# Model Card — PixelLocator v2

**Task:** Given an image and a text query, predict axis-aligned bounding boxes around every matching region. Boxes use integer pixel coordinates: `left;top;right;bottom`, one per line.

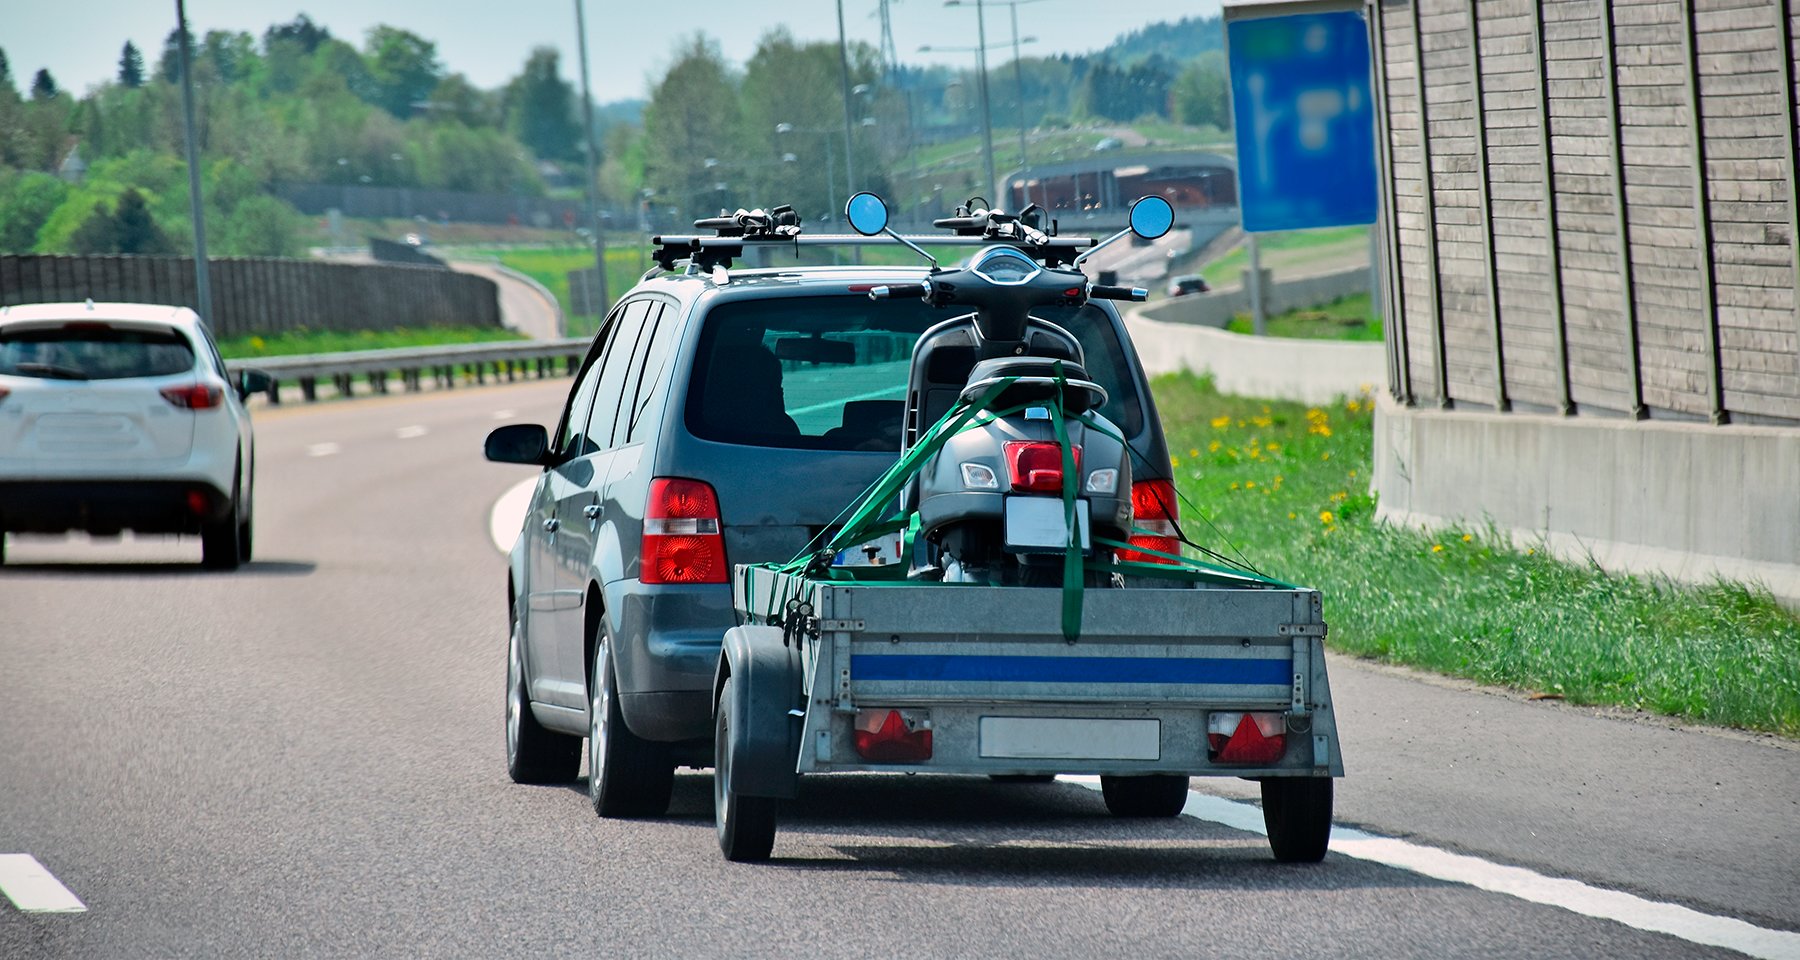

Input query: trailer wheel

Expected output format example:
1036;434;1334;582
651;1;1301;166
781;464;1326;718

1262;776;1333;862
714;677;777;862
1100;774;1189;817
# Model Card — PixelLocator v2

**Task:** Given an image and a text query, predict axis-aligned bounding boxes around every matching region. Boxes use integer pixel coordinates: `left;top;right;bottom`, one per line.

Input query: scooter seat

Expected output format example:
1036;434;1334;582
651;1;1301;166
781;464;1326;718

960;357;1107;413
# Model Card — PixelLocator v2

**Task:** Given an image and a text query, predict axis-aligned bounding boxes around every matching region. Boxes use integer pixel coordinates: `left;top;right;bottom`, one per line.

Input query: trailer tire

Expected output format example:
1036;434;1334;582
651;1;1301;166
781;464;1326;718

1262;776;1332;863
1100;774;1189;817
715;677;777;862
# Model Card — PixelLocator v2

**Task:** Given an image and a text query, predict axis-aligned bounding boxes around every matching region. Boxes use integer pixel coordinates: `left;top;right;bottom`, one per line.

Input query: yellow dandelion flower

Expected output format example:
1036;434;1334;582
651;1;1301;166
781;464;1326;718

1348;470;1356;478
1461;533;1473;543
1210;415;1230;429
1229;481;1240;490
1170;456;1181;467
1188;448;1200;458
1318;510;1334;525
1288;512;1297;519
1527;548;1536;555
1245;481;1257;489
1431;544;1444;553
1208;440;1222;452
1266;442;1281;452
1322;452;1331;460
1274;475;1284;484
1262;405;1272;414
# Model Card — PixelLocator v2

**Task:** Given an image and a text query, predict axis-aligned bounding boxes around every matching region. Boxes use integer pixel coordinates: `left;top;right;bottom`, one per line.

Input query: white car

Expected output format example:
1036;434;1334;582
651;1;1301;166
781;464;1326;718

0;302;271;568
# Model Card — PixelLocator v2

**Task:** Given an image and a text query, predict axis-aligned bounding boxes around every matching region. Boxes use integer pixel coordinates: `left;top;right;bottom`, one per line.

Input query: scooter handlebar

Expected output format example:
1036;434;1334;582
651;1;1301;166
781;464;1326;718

867;282;929;301
1088;284;1148;302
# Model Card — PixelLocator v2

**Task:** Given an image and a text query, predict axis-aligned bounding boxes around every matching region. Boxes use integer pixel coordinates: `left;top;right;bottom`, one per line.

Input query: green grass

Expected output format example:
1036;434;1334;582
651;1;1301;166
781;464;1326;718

459;246;647;338
1225;292;1384;342
216;326;524;359
1153;373;1800;736
1199;225;1369;290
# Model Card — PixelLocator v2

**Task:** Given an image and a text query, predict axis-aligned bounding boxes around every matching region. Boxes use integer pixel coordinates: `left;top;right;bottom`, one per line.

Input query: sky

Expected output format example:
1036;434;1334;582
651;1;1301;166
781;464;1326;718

2;0;1222;103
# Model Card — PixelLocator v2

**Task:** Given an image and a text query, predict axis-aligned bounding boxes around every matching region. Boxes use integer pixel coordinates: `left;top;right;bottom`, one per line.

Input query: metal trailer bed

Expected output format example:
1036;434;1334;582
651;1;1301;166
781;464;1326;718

711;565;1345;860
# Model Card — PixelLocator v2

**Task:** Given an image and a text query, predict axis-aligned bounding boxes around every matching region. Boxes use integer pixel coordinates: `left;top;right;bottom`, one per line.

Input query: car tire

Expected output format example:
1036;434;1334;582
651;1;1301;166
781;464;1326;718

1261;776;1333;863
714;676;777;862
236;511;253;564
202;466;244;570
1099;774;1190;817
506;605;580;784
588;620;674;818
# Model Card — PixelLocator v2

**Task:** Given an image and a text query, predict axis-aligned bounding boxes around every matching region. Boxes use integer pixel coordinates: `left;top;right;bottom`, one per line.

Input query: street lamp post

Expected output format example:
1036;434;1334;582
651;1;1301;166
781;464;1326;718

921;34;1035;207
573;0;606;332
948;0;1049;174
173;0;210;322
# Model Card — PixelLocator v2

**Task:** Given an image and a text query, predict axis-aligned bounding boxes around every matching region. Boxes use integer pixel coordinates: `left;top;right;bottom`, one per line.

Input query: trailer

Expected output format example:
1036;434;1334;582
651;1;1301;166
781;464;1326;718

710;564;1344;862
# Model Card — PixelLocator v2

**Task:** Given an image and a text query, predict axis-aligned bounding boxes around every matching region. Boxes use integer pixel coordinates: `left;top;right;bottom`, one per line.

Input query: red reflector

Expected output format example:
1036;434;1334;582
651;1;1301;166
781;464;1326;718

185;490;210;515
1119;479;1182;564
1004;441;1080;494
640;478;727;584
1208;712;1287;764
1063;287;1083;297
160;383;224;409
853;709;933;762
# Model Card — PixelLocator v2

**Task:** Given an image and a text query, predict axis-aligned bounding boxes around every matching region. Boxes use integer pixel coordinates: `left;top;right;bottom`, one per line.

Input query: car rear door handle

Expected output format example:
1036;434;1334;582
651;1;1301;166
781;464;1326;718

542;518;559;532
583;505;602;520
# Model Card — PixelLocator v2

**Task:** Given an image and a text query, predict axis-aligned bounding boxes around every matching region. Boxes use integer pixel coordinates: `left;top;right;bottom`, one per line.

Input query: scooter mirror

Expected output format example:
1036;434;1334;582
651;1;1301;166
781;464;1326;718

845;192;890;236
1128;195;1175;240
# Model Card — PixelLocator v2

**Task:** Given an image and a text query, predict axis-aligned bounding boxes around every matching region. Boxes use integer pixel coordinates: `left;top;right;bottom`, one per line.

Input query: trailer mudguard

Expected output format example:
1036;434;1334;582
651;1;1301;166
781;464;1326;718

713;625;804;800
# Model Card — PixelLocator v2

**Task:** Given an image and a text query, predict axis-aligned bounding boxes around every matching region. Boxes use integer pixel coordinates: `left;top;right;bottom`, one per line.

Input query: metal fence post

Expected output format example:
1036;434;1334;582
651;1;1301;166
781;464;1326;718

1407;0;1450;407
1676;0;1726;424
1597;0;1647;419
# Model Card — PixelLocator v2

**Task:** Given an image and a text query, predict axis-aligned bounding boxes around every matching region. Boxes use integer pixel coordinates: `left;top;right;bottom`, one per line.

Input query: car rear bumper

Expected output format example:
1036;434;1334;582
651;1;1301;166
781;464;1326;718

607;579;736;742
0;479;233;534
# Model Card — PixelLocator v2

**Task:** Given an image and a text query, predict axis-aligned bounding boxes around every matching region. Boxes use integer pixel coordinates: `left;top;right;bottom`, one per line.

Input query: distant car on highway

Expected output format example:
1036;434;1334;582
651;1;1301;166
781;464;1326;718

0;302;272;568
1166;274;1211;297
1092;136;1123;152
484;257;1175;817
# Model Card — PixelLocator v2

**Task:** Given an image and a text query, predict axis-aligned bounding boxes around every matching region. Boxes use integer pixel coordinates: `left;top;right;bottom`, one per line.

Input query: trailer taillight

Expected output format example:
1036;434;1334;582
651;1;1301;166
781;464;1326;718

1207;711;1287;764
640;477;728;584
1005;441;1080;494
853;708;932;762
1121;478;1180;563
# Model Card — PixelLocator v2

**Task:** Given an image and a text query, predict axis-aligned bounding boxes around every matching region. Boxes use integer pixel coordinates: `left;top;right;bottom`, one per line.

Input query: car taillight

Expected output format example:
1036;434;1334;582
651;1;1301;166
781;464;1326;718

160;382;224;410
1004;441;1080;494
640;477;727;584
0;386;9;403
1207;711;1287;764
853;708;932;762
1120;478;1180;563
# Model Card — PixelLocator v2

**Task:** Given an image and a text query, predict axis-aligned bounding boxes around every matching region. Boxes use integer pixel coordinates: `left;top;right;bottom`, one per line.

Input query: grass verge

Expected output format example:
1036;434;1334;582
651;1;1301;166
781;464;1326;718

1199;225;1368;289
1224;292;1383;342
1153;372;1800;736
217;326;524;360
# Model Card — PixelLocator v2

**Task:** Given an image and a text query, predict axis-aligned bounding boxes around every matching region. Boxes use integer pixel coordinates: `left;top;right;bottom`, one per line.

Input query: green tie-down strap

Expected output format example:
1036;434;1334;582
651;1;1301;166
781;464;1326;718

742;368;1289;635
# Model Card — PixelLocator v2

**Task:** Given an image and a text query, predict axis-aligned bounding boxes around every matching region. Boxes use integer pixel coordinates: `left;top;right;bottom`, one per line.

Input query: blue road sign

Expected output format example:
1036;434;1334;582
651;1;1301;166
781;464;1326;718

1226;9;1378;232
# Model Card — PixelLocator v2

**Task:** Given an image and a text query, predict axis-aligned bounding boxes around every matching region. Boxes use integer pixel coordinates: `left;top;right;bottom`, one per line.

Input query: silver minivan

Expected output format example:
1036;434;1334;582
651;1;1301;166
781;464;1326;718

485;265;1174;816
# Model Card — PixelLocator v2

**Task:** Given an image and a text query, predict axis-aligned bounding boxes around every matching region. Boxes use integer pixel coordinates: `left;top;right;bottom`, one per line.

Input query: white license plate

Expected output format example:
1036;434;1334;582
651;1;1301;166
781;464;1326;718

1003;496;1090;552
979;717;1161;760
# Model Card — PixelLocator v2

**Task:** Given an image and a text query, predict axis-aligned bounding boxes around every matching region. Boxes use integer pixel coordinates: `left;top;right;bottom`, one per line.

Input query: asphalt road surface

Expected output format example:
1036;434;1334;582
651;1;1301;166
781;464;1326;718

2;380;1795;959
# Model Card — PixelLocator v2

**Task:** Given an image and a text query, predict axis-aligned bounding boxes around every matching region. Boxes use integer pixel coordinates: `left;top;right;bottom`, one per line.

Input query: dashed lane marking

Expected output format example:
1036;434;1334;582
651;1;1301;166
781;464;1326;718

307;442;341;457
1063;778;1800;960
0;854;86;913
491;409;516;420
396;425;429;439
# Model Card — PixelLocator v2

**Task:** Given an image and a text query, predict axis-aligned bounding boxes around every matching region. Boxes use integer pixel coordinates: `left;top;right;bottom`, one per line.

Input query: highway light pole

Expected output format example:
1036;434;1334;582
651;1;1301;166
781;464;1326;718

948;0;1048;173
173;0;211;322
937;0;997;202
574;0;606;332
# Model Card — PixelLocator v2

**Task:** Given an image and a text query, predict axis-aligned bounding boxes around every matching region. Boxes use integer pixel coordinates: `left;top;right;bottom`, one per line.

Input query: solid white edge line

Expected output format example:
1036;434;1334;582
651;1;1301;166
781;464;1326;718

1060;778;1800;960
0;854;87;913
490;476;537;554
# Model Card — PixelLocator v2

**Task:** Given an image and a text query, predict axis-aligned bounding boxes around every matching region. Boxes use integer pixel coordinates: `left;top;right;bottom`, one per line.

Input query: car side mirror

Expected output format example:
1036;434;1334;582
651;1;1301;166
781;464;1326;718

238;369;273;400
485;424;550;465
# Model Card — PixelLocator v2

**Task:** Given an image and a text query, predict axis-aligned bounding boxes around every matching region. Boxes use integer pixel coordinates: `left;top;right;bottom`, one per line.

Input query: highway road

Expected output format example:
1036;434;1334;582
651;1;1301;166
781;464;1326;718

2;380;1795;959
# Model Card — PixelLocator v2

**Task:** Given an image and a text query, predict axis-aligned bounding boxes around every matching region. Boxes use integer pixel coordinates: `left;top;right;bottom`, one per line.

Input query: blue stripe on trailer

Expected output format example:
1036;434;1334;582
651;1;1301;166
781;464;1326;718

850;654;1291;685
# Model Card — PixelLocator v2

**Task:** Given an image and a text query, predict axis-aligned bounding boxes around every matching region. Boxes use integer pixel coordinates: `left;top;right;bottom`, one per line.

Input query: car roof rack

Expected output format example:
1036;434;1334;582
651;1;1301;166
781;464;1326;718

650;199;1098;272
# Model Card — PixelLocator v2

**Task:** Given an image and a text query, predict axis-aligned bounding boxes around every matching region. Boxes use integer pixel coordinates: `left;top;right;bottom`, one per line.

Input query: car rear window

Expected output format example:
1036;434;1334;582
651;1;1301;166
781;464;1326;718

0;324;195;381
686;295;1144;451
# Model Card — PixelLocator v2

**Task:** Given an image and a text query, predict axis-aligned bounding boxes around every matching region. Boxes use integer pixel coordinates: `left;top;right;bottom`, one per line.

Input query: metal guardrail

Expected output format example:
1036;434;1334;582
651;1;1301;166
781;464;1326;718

224;338;589;403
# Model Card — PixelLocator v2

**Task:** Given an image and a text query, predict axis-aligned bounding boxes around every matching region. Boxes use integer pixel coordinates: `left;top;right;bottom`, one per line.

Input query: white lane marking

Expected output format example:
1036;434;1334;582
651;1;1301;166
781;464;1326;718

490;476;537;553
307;442;341;457
0;854;86;913
491;409;516;420
396;425;429;439
1063;778;1800;960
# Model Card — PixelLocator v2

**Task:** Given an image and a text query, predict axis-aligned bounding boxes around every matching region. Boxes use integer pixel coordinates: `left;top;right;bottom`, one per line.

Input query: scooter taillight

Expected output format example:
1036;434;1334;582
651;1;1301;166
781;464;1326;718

1120;478;1182;564
1004;442;1080;494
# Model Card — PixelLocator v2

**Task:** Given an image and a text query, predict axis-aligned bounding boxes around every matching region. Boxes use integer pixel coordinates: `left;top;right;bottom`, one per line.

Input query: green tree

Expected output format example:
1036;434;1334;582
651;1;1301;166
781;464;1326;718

0;48;12;95
202;31;257;85
363;26;442;118
428;73;497;128
642;35;741;222
157;26;188;84
30;69;58;100
217;194;302;257
1172;52;1229;130
118;41;146;88
0;171;70;251
113;188;173;253
505;47;580;162
263;14;330;54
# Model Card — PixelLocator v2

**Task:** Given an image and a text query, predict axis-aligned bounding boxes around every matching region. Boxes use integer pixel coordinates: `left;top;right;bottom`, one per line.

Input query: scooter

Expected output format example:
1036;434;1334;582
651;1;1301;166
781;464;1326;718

845;192;1175;586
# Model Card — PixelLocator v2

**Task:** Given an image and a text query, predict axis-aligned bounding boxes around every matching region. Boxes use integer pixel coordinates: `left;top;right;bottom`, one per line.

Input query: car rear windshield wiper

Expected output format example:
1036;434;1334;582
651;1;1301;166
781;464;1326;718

10;362;92;380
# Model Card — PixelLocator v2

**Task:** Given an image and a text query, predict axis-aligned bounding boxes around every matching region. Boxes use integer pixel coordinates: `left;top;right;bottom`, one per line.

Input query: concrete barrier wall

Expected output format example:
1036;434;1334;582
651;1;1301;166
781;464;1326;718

1126;310;1387;405
0;254;500;338
1373;394;1800;606
1138;264;1369;328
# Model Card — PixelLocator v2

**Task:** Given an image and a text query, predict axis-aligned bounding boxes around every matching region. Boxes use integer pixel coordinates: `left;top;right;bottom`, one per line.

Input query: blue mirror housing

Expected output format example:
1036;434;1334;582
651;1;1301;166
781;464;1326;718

1128;195;1174;240
845;192;890;236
